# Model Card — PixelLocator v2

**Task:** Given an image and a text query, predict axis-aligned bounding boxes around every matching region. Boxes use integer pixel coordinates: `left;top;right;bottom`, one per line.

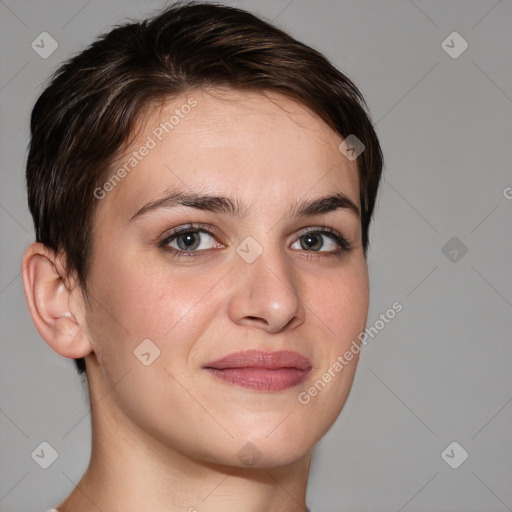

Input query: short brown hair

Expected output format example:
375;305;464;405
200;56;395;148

26;1;383;375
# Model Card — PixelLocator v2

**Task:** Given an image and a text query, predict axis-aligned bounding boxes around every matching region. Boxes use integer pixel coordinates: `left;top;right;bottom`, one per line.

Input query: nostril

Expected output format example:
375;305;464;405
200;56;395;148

244;316;269;325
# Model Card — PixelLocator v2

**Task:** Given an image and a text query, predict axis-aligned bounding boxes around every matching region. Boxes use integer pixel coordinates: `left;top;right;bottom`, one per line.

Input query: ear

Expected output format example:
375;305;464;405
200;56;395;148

21;242;93;360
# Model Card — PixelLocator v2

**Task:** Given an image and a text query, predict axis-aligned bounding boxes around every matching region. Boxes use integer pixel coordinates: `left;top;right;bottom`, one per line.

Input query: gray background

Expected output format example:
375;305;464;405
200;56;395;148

1;0;511;511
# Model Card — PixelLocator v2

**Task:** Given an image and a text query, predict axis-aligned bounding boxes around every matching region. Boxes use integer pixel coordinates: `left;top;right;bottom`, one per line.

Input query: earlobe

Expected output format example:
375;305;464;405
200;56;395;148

21;242;93;360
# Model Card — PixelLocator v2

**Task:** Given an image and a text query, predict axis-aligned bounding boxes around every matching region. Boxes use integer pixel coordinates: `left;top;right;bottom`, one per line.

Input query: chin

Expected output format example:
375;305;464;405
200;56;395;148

225;421;318;468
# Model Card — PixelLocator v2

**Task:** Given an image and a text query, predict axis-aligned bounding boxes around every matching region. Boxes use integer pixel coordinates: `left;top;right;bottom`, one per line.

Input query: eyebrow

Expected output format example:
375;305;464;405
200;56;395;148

129;190;360;221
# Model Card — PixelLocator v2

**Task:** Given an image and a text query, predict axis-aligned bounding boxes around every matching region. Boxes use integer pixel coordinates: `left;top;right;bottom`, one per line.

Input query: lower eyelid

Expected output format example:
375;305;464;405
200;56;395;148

168;230;220;249
292;234;344;251
160;227;349;254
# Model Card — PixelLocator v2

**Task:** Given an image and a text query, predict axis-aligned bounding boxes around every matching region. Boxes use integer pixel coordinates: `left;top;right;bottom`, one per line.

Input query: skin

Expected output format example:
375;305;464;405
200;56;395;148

22;88;369;512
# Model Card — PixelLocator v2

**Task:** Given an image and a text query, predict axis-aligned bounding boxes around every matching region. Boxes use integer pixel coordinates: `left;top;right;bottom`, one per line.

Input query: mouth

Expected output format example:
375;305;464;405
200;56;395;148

203;350;312;392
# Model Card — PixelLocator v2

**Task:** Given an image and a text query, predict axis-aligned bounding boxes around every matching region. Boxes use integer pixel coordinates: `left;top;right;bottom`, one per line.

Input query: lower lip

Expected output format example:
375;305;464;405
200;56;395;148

205;367;310;391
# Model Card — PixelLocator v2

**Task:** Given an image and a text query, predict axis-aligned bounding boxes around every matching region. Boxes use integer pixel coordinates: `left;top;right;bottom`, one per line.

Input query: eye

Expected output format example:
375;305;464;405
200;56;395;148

158;224;350;258
291;229;350;253
160;226;223;254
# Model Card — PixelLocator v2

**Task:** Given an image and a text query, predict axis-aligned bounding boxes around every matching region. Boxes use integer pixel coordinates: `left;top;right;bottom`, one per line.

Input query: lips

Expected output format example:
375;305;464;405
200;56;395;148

204;349;312;370
203;350;312;391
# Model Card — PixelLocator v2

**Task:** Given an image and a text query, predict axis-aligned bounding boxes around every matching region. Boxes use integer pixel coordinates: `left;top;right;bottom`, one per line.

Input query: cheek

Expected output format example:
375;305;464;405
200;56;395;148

85;252;223;368
308;259;369;345
295;274;368;435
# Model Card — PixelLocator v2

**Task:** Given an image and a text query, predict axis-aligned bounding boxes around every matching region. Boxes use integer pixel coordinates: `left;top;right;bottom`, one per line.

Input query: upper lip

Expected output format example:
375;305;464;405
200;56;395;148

203;350;312;371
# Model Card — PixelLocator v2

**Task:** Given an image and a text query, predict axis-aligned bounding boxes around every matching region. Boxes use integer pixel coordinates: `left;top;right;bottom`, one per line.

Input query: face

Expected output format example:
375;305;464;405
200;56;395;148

83;88;369;467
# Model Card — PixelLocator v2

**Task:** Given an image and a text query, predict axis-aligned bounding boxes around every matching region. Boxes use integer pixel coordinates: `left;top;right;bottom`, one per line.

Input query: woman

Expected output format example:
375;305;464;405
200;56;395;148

22;2;383;510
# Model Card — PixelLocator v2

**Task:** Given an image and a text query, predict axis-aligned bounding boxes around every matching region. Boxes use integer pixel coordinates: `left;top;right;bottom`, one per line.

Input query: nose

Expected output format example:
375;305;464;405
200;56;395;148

226;244;306;334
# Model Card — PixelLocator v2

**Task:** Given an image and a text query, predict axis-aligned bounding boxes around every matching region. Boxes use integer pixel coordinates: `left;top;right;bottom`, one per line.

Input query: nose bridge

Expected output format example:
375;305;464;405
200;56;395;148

228;235;305;332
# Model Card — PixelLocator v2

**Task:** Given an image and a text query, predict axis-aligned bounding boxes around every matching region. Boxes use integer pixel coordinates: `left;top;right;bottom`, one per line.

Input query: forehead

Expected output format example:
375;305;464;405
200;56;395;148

97;88;360;220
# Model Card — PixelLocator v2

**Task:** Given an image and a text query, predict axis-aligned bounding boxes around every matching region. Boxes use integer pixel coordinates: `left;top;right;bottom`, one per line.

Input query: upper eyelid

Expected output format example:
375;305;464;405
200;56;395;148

160;224;347;248
160;223;228;245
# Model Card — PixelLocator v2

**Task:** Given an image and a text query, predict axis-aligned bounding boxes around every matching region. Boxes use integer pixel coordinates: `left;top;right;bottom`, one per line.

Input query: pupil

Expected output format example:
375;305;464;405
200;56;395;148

178;231;200;250
302;234;322;251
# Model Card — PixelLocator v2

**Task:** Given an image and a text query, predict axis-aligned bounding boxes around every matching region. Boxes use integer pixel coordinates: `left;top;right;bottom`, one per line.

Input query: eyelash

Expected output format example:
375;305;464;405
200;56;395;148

158;222;352;259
